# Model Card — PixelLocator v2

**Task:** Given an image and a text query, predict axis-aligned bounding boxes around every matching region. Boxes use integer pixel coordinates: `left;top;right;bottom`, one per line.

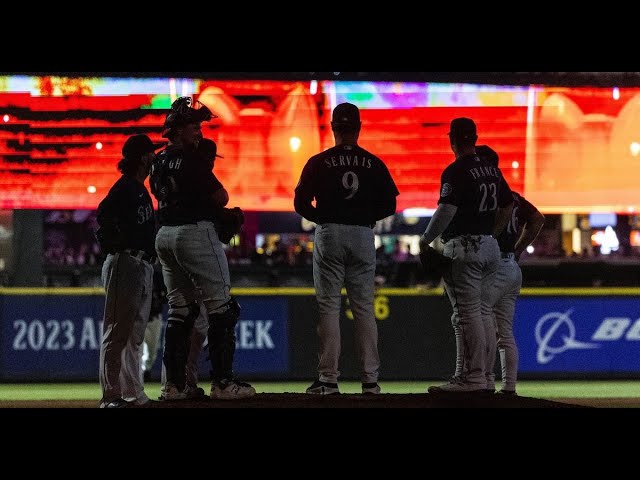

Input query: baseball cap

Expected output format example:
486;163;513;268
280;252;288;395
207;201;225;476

122;134;163;160
332;102;361;125
448;117;477;138
162;97;216;138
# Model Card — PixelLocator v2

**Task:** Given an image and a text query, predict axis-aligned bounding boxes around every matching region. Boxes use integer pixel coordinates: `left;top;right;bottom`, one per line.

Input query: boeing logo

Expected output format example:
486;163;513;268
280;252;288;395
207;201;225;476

535;310;599;364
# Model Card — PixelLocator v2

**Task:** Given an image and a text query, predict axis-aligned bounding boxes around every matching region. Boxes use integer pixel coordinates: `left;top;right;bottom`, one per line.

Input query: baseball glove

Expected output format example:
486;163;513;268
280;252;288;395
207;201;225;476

419;245;452;280
216;207;245;244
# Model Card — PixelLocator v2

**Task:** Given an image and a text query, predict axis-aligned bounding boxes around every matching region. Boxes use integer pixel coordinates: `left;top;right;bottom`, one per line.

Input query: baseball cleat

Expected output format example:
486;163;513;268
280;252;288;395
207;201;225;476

159;384;188;401
184;384;208;400
99;398;131;408
306;380;340;395
362;383;381;394
428;377;487;394
210;379;256;400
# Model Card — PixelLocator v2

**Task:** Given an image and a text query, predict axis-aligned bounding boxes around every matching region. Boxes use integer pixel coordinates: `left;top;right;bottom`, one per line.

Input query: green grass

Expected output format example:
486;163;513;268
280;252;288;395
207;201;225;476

1;381;640;401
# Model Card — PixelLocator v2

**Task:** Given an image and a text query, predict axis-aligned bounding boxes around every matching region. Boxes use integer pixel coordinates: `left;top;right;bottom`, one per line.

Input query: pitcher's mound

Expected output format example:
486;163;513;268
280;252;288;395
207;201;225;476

0;393;590;408
144;392;588;408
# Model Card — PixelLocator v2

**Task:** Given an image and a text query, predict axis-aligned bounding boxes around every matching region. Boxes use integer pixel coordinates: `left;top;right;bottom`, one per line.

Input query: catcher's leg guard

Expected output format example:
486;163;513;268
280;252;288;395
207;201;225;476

163;303;199;390
207;298;240;382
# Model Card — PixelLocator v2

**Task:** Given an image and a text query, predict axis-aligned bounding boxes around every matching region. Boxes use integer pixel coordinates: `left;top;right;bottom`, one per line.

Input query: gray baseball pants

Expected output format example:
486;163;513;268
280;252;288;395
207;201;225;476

313;223;379;385
486;254;522;392
443;235;499;387
99;252;153;405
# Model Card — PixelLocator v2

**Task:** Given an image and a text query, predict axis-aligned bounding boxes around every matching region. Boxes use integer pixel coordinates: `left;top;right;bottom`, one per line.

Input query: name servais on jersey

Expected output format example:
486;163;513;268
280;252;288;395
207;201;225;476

323;154;372;169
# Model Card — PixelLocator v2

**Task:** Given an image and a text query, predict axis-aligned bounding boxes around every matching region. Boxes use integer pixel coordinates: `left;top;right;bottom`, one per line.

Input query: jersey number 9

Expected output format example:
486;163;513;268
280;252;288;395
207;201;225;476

342;171;359;200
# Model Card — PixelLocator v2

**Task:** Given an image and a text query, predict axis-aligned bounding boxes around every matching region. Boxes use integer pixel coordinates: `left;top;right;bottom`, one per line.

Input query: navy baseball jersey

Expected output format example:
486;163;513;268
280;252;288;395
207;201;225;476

439;153;512;242
294;144;399;226
96;175;156;257
150;144;224;226
497;191;539;253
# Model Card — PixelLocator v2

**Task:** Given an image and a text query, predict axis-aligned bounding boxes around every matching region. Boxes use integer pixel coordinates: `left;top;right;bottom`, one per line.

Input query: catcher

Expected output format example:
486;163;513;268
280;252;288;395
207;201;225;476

150;96;254;401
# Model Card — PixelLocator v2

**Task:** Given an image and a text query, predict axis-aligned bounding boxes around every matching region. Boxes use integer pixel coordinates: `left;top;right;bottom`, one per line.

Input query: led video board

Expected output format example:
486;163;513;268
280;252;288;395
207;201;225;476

0;76;634;213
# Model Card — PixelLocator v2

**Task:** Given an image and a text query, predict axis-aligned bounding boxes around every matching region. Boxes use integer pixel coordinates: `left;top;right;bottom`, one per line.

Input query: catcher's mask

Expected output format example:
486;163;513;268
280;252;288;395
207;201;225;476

162;96;217;138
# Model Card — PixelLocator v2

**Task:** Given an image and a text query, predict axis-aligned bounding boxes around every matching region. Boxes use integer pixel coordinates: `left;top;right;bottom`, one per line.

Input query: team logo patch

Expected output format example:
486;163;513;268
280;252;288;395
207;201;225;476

441;183;452;197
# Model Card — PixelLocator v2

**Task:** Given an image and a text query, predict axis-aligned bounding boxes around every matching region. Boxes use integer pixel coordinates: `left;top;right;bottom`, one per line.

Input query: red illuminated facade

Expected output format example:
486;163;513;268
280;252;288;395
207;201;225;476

0;77;636;213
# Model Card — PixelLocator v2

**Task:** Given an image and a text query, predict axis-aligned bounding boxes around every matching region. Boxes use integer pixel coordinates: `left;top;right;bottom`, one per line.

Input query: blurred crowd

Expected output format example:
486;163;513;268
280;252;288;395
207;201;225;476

37;210;640;289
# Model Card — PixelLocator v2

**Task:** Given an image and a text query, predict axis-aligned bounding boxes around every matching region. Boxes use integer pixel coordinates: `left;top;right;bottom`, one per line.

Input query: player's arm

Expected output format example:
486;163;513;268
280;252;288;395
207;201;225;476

514;197;545;260
206;184;229;213
95;188;126;252
374;196;396;222
293;160;319;223
193;158;229;212
492;175;514;238
212;187;229;208
493;205;513;239
96;187;122;229
420;168;459;247
420;203;457;248
373;165;400;221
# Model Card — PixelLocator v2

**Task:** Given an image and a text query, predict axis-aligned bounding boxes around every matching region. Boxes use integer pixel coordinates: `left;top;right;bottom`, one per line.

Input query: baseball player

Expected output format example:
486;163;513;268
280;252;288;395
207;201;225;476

294;102;399;395
419;118;513;394
150;97;255;400
493;191;544;395
145;139;219;399
96;134;160;408
485;150;545;394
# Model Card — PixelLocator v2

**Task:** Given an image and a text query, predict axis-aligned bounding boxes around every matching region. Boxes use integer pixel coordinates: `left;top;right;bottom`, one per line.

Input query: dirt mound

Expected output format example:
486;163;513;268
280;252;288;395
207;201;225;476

153;393;587;408
0;393;589;408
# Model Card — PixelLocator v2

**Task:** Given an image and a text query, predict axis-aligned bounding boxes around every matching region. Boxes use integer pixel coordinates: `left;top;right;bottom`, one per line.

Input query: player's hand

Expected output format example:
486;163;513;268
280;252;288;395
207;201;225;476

419;236;430;253
419;244;452;280
514;248;523;262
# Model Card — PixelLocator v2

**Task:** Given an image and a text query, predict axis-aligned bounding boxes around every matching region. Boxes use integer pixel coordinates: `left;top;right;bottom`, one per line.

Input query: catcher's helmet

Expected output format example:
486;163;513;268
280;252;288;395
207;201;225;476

162;96;217;138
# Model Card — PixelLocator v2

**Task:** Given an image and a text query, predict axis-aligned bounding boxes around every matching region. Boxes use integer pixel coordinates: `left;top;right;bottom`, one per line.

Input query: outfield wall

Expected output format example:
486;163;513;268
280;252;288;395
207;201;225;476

1;288;640;381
